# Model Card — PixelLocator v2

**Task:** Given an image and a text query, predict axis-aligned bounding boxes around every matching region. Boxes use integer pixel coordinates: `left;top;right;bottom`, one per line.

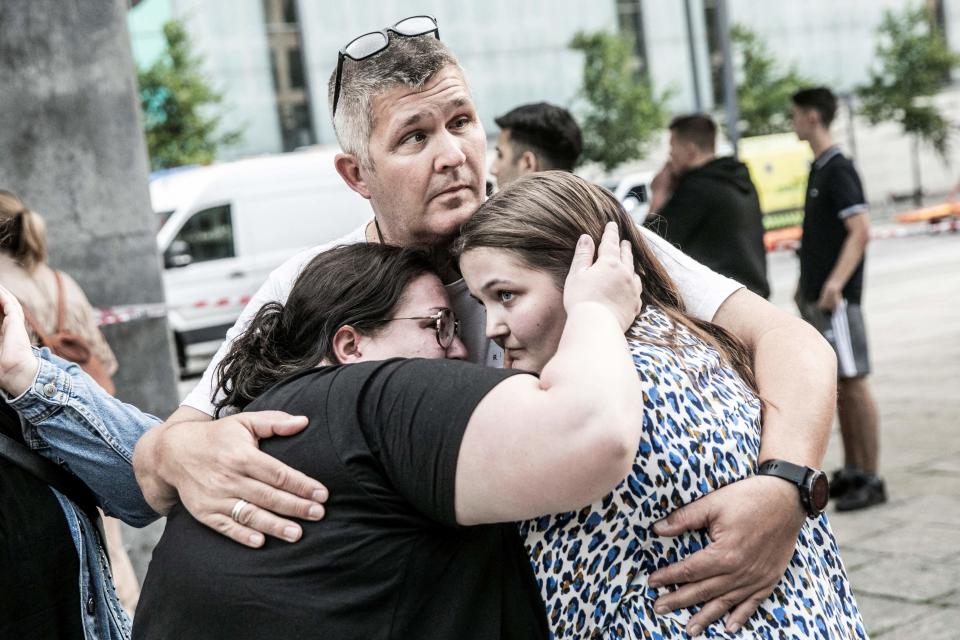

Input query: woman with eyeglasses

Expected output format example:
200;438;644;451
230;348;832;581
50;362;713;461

129;235;645;639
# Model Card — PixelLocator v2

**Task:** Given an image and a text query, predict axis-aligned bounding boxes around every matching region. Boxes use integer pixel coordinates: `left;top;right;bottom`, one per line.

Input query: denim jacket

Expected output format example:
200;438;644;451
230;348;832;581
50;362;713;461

5;348;161;639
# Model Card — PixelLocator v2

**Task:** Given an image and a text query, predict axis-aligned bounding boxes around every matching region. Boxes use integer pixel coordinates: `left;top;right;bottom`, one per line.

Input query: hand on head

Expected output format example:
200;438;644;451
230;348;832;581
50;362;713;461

563;222;643;332
0;284;39;396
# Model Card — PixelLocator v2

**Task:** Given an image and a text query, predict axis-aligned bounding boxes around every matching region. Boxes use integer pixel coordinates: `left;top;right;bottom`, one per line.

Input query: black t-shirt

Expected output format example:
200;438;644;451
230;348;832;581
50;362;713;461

799;148;868;303
134;358;549;640
0;402;84;640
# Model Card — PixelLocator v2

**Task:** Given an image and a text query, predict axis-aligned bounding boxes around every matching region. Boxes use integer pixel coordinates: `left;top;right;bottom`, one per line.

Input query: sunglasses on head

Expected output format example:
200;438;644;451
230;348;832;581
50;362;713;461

331;15;440;118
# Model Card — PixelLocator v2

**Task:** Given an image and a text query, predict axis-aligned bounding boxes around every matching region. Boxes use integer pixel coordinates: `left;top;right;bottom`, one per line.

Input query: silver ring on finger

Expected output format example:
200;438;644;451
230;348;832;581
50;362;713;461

231;498;250;523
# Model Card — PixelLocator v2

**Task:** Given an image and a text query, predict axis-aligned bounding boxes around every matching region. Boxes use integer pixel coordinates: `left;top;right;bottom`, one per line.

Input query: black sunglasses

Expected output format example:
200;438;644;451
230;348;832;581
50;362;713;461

331;15;440;118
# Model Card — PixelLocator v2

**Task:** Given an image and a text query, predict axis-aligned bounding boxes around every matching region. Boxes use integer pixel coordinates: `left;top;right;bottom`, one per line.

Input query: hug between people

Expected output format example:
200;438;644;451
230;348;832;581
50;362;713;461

0;15;864;640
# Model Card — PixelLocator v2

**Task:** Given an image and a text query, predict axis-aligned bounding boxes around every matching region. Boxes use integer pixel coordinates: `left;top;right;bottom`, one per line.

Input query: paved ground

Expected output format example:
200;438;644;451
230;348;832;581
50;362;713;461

127;227;960;637
766;230;960;638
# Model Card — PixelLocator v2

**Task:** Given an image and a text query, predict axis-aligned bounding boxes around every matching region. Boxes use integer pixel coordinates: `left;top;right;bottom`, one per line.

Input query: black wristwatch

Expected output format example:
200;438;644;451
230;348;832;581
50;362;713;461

757;459;829;518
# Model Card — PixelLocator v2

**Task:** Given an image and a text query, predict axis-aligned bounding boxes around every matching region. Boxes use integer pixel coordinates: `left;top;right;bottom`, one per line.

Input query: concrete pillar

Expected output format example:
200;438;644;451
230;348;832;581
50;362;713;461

0;0;178;417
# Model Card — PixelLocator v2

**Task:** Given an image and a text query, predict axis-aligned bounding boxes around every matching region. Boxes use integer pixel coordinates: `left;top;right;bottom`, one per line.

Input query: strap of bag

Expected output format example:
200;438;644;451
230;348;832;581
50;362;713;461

16;270;66;344
53;270;67;335
0;401;108;552
19;301;50;346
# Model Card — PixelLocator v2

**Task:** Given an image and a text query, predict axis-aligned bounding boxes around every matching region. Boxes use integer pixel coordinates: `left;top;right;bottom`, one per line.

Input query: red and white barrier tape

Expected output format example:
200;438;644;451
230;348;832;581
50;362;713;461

95;303;169;327
95;294;253;327
95;222;957;327
189;294;252;309
767;219;958;254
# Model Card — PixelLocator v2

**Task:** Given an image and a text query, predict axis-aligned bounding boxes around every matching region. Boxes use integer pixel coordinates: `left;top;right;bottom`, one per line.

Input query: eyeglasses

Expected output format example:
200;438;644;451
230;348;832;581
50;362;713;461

331;15;440;118
387;307;460;349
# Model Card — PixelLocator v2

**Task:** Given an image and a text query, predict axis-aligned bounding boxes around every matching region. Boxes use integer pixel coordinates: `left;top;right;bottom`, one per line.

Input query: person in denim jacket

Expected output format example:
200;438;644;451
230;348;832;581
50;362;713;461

0;284;302;639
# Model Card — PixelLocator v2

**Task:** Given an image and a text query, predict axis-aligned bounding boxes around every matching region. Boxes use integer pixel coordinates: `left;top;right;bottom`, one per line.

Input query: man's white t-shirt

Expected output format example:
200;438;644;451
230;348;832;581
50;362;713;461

182;221;743;415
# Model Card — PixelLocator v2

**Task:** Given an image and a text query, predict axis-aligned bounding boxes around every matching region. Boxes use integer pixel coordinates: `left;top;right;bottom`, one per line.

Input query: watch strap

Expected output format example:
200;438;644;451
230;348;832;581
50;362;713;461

758;459;809;486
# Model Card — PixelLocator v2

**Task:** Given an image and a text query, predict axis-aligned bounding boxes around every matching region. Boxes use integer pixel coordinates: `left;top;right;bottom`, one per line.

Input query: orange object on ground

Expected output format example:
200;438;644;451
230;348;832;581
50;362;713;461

894;202;960;224
764;225;802;252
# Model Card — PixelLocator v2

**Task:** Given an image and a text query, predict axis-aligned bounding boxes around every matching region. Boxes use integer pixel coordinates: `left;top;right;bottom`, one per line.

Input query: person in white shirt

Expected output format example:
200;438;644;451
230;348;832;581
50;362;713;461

134;18;838;635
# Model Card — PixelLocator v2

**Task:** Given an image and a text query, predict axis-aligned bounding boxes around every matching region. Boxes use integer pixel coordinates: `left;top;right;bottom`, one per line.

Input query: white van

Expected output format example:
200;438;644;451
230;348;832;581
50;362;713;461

151;148;371;367
602;171;655;225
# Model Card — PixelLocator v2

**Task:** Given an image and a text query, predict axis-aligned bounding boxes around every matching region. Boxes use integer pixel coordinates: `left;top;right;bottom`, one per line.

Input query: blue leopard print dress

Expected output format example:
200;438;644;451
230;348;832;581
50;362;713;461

520;305;866;639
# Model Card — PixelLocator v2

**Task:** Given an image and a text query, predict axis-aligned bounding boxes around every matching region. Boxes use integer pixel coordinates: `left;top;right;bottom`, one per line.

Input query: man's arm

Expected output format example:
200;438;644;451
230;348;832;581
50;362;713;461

135;404;218;512
638;225;742;321
818;161;870;310
817;212;869;310
646;287;837;635
133;244;345;545
133;412;326;547
715;288;836;466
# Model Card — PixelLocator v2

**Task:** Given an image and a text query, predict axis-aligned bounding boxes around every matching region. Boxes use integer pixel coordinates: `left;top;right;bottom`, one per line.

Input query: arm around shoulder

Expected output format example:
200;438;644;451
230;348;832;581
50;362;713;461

712;288;836;466
640;225;743;322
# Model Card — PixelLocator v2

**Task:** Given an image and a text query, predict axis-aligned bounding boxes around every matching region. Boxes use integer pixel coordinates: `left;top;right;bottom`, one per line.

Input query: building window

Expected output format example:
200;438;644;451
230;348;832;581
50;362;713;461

287;47;305;89
263;0;316;150
269;50;280;92
282;0;298;24
703;0;725;109
616;0;649;76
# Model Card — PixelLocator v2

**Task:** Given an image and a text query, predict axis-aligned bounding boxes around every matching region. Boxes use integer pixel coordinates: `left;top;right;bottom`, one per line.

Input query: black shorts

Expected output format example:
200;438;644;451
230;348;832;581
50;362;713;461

798;298;871;379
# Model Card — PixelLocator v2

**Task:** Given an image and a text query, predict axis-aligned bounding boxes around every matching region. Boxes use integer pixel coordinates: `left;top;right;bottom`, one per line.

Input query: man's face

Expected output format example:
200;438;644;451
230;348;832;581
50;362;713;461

667;131;696;174
791;106;815;141
490;129;523;189
361;66;486;246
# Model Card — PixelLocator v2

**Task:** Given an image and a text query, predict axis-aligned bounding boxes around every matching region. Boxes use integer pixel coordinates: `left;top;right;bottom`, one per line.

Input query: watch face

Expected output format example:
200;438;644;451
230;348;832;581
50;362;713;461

810;472;829;512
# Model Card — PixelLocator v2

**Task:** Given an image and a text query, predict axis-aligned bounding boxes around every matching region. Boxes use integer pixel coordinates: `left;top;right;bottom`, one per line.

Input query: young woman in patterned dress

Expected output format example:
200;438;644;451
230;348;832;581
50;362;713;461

456;171;866;640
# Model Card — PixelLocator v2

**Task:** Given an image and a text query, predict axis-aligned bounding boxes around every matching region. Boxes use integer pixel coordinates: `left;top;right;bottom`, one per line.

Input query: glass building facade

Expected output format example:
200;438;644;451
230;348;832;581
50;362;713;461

128;0;960;161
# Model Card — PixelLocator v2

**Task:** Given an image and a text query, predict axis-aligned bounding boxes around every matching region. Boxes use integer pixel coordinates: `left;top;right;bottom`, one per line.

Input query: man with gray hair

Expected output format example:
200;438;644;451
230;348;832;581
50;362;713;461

118;16;837;637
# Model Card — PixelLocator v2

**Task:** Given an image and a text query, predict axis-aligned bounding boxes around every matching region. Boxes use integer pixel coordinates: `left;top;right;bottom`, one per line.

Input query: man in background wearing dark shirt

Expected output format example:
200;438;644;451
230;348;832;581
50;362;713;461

490;102;582;189
791;87;886;511
646;114;770;298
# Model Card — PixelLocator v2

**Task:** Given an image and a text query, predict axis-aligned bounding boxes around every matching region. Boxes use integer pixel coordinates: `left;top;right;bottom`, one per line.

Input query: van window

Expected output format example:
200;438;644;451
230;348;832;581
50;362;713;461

627;184;648;203
175;204;235;263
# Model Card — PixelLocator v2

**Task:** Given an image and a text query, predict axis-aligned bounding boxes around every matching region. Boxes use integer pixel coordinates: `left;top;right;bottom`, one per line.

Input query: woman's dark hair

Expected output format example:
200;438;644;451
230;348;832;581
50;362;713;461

213;243;434;416
453;171;758;395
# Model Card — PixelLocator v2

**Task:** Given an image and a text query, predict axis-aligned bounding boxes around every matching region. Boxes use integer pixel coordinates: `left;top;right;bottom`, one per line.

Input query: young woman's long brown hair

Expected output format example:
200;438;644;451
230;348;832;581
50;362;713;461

454;171;758;393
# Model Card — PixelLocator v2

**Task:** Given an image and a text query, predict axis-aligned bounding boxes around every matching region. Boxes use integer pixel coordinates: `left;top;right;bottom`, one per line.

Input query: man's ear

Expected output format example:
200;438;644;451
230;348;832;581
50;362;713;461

519;150;539;175
334;153;372;199
331;325;365;363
